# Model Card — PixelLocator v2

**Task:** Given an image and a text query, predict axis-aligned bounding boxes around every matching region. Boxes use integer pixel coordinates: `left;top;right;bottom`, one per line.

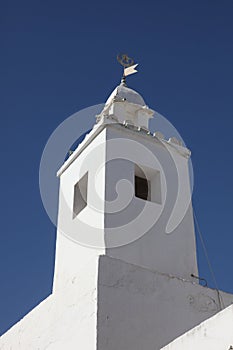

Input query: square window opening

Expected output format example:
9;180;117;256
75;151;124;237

73;172;88;218
135;175;151;201
134;164;162;204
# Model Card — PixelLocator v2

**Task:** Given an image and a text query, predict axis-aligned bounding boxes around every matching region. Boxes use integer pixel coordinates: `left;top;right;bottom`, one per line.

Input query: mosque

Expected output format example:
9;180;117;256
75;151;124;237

1;56;232;349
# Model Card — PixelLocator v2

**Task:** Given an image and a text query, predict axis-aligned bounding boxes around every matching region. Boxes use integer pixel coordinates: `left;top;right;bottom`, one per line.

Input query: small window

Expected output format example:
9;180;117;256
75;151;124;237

134;164;162;204
73;172;88;218
135;175;150;201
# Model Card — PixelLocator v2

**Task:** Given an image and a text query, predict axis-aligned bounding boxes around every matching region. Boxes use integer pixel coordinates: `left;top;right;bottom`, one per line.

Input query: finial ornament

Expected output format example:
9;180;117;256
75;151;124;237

117;54;138;85
117;54;134;68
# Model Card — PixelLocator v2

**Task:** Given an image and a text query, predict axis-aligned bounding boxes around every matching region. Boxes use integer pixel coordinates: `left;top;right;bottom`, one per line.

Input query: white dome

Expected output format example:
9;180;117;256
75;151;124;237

105;84;146;107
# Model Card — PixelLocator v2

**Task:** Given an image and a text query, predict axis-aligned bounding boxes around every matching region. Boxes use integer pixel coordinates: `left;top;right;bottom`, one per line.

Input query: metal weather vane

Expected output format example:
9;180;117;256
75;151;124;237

117;54;138;84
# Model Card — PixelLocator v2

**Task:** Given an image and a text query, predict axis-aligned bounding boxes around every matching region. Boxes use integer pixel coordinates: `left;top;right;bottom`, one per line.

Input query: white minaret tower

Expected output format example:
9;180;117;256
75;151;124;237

54;65;198;293
1;56;233;350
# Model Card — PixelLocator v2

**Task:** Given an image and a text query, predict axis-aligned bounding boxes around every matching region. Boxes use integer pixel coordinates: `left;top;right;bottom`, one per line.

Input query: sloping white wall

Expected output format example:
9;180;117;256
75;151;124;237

1;255;233;350
97;256;233;350
161;304;233;350
0;255;100;350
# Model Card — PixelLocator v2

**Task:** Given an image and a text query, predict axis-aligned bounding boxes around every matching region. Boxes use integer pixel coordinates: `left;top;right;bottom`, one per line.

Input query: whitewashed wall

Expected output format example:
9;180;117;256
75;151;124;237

161;304;233;350
0;256;99;350
54;128;106;292
97;256;233;350
105;125;198;281
1;254;233;350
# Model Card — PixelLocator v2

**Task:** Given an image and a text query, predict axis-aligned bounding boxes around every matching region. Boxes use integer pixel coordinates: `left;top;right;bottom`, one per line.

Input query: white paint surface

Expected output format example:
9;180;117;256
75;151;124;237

1;255;233;349
97;256;233;350
102;83;154;129
105;125;198;280
53;127;106;292
0;256;99;350
161;304;233;350
105;84;146;107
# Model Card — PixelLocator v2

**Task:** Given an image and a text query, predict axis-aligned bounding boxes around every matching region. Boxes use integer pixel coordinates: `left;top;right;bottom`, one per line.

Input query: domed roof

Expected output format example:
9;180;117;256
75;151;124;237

105;83;146;107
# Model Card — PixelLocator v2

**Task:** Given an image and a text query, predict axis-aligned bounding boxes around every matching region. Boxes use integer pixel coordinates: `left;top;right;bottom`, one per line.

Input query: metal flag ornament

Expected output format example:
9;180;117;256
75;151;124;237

117;54;138;84
124;63;138;76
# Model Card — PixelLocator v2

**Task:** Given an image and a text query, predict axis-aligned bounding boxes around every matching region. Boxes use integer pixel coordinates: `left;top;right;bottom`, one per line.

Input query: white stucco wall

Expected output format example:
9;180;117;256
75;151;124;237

105;125;198;281
97;255;233;350
161;304;233;350
0;255;100;350
54;128;106;292
1;255;232;350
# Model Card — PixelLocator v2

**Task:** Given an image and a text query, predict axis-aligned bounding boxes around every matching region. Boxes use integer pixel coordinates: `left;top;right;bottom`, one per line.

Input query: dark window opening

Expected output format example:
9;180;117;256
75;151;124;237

73;172;88;218
135;175;149;201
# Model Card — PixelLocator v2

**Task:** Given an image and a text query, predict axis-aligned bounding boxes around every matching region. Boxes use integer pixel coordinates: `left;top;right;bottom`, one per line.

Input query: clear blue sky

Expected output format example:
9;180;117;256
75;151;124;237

1;0;232;335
